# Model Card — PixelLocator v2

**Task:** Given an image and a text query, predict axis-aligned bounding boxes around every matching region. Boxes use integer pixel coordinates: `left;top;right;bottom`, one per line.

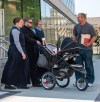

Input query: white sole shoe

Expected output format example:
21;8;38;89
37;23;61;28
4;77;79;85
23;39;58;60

88;83;93;87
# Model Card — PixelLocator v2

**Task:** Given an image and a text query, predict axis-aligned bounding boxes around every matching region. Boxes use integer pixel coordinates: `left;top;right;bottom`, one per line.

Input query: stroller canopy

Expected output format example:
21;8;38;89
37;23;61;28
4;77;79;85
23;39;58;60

58;37;80;53
44;37;80;55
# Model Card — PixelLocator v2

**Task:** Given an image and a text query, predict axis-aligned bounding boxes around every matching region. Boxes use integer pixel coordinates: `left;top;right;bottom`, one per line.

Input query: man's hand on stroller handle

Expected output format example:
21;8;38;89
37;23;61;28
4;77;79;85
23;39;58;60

37;40;41;45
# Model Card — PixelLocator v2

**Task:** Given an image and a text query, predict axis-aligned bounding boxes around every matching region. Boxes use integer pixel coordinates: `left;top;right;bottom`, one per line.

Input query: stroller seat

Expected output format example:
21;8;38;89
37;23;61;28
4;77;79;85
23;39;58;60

45;44;57;55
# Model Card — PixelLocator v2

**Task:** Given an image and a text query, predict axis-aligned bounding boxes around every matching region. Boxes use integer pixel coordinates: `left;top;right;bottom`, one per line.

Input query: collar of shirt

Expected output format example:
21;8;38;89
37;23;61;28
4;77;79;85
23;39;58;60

14;25;20;30
36;27;42;31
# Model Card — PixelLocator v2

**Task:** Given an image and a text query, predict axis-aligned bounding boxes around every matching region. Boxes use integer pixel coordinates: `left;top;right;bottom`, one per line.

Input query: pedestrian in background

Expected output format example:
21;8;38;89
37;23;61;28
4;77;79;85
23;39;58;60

1;17;30;89
33;20;46;45
33;20;47;80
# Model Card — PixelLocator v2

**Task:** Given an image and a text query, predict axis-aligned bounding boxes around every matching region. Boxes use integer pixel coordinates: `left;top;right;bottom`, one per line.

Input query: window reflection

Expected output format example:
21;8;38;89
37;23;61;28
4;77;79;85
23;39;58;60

41;0;74;44
0;0;2;8
59;0;75;14
3;0;40;35
1;0;75;44
4;0;21;35
23;0;40;26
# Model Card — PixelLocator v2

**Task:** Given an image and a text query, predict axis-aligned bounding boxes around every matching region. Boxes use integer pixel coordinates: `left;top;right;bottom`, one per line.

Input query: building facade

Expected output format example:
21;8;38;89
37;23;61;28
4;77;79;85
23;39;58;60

59;0;75;14
0;0;77;44
87;17;100;36
87;17;100;54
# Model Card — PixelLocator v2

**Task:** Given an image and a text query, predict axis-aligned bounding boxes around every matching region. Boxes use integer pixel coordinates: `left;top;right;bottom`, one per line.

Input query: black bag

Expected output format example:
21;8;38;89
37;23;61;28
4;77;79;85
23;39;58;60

37;53;48;67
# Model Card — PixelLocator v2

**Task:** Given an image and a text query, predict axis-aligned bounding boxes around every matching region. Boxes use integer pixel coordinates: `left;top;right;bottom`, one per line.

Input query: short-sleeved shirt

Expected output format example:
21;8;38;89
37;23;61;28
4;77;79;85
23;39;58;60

73;22;96;50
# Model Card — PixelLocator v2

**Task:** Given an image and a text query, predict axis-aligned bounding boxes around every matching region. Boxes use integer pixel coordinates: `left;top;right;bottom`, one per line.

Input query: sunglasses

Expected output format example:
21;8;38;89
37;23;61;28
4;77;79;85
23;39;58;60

28;22;33;24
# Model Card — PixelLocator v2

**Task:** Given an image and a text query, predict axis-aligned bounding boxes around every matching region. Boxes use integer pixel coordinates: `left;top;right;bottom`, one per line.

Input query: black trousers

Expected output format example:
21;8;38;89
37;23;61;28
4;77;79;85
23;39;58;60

29;45;48;85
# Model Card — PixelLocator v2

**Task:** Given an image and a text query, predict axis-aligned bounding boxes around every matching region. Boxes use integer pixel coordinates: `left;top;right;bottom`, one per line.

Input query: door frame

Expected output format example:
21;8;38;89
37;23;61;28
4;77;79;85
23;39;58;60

0;9;4;36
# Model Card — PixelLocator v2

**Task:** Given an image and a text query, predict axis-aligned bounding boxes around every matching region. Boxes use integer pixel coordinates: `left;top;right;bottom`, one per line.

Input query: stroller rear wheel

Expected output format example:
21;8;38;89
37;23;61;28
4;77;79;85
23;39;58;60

56;71;70;88
41;72;56;90
76;77;88;91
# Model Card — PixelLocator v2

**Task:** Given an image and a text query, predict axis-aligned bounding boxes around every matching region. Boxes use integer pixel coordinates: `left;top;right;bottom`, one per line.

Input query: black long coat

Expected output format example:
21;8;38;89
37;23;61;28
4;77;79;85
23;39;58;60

1;26;30;86
21;26;41;85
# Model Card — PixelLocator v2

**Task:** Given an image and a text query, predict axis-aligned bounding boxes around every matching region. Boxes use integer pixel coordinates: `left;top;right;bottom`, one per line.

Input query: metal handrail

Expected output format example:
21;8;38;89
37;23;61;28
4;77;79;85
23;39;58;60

0;35;9;37
0;37;10;44
0;45;8;52
0;36;9;58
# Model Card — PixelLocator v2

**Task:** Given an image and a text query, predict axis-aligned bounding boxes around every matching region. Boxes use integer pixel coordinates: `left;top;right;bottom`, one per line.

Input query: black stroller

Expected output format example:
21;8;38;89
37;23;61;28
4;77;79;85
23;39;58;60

39;37;88;91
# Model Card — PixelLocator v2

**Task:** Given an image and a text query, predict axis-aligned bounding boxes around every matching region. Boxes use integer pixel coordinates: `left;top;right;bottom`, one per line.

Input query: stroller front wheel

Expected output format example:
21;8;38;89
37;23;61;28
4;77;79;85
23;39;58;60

41;72;56;90
76;77;88;91
56;71;70;88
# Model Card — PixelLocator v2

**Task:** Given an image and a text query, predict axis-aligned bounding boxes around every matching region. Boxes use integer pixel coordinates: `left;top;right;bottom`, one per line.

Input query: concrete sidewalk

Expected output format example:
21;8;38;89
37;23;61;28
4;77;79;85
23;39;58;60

0;59;100;102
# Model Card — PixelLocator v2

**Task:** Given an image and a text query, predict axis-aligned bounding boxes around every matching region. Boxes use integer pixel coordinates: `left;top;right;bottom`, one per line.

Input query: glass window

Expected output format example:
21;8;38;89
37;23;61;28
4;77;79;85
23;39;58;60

22;0;41;27
0;0;2;8
60;0;75;14
3;0;41;35
41;0;46;18
4;0;22;35
41;0;75;44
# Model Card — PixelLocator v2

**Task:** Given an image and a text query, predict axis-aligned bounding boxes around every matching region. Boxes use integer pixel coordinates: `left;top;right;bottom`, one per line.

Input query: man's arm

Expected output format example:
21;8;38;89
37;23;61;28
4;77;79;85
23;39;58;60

12;29;26;60
85;25;97;47
85;35;97;47
72;35;77;41
72;25;77;41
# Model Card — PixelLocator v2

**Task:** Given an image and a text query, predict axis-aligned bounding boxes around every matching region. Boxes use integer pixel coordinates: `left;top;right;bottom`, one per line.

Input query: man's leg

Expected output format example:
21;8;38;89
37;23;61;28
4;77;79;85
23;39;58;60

75;51;84;80
83;50;95;84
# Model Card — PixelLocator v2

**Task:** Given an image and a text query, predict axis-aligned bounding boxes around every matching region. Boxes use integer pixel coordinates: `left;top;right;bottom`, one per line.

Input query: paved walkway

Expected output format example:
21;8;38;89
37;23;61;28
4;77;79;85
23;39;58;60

0;59;100;102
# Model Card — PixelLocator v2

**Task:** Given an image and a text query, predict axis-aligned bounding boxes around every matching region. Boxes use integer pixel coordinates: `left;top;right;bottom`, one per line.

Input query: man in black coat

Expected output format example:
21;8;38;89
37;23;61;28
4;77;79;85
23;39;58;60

21;18;42;87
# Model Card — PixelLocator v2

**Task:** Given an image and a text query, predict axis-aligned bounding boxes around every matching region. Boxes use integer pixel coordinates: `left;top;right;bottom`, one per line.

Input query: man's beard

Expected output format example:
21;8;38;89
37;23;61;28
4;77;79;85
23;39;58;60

28;25;32;28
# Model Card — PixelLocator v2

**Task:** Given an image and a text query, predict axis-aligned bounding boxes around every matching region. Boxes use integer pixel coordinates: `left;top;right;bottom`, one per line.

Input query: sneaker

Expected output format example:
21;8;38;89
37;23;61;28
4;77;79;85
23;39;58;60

88;83;93;87
4;85;16;89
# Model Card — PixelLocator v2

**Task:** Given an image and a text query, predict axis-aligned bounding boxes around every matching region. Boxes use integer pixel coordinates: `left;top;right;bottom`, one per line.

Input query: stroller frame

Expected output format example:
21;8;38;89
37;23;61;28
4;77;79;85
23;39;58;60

40;38;88;91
